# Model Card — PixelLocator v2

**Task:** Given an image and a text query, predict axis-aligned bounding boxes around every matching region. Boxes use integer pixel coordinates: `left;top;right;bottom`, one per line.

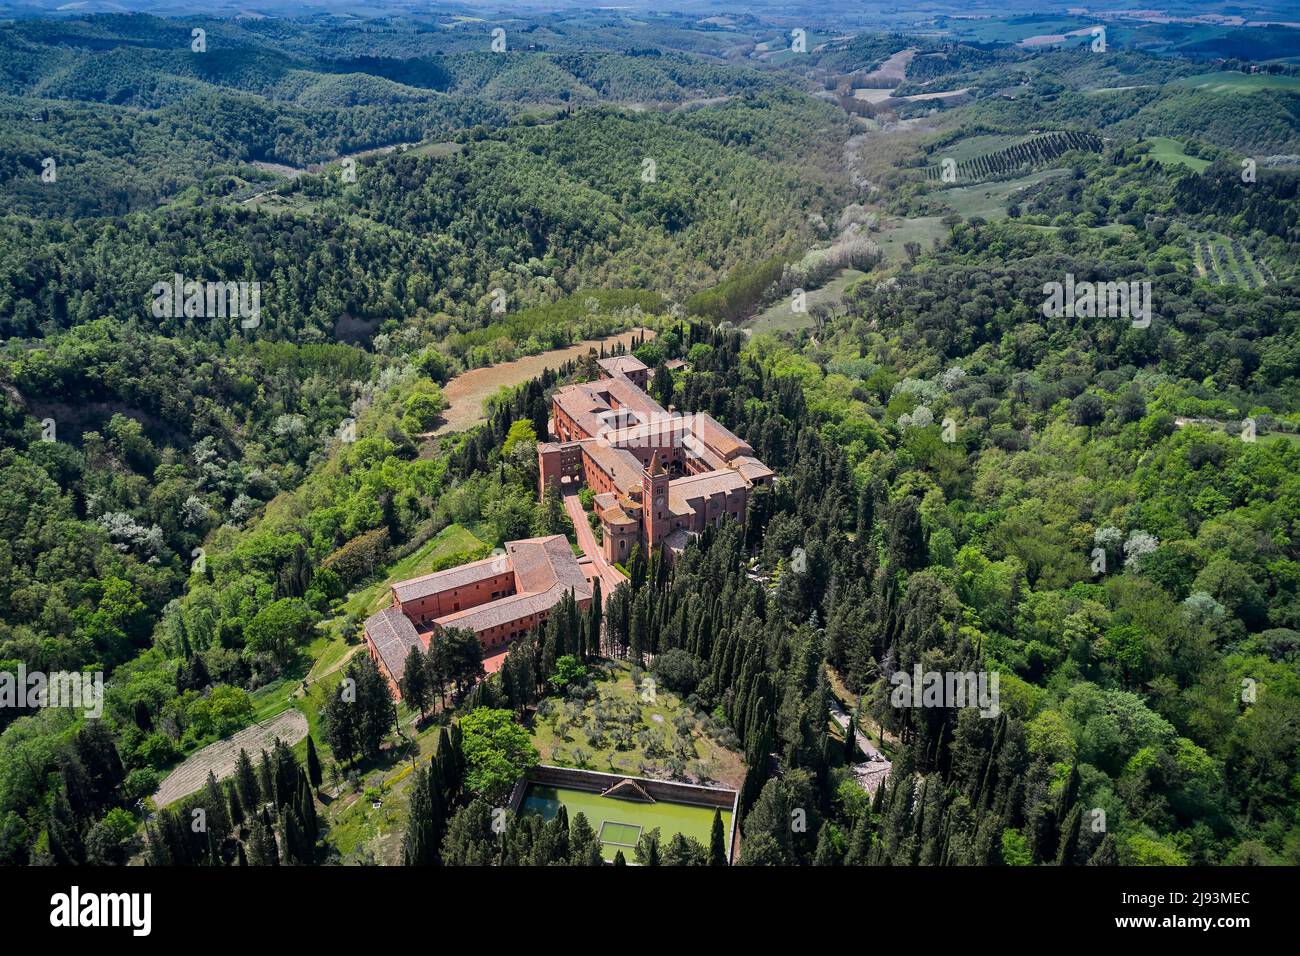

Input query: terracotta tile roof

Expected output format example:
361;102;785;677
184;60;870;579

433;536;591;633
601;503;638;526
364;607;422;679
434;585;568;633
606;416;692;450
391;554;503;603
733;455;775;483
668;468;748;515
507;534;592;597
691;412;752;461
597;355;649;378
552;377;667;440
582;439;645;494
681;431;726;471
670;468;749;499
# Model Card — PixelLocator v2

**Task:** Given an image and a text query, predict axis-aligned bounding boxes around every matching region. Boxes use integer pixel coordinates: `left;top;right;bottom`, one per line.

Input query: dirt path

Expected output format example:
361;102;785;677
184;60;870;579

433;329;650;435
151;710;308;808
830;700;892;795
306;643;362;685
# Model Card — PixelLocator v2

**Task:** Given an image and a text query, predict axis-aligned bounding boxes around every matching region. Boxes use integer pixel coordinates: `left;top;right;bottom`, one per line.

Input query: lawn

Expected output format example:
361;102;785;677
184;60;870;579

520;783;730;862
1175;71;1300;94
342;522;490;620
941;167;1070;218
1146;136;1211;172
746;268;868;334
876;168;1073;261
403;140;463;159
530;661;745;788
320;717;448;864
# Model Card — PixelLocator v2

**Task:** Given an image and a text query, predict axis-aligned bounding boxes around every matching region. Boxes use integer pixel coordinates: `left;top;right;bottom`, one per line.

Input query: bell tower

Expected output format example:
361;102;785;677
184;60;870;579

641;450;670;549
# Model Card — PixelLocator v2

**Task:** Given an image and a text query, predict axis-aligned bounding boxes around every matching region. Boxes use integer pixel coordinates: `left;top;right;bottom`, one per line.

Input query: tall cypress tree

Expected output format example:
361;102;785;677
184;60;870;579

812;824;841;865
844;814;872;865
709;809;727;866
1055;804;1082;867
235;748;260;813
437;726;459;801
587;578;602;658
306;735;323;791
249;819;278;866
402;766;438;866
227;781;244;829
296;771;319;852
47;789;85;866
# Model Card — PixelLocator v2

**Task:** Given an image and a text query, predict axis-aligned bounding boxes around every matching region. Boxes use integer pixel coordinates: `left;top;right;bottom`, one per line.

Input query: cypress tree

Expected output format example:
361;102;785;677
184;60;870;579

1055;804;1082;867
306;735;323;791
587;578;602;658
844;815;872;865
203;770;231;839
427;756;447;833
257;750;274;808
437;727;459;799
709;809;727;865
1088;833;1119;866
283;808;306;865
47;790;85;866
227;781;244;829
235;748;260;813
402;767;438;866
813;824;841;865
249;819;278;866
296;772;319;852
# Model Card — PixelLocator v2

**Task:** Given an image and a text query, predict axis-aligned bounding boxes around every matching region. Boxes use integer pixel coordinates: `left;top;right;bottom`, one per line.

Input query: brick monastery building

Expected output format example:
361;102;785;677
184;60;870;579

539;353;774;564
364;535;591;698
363;351;771;699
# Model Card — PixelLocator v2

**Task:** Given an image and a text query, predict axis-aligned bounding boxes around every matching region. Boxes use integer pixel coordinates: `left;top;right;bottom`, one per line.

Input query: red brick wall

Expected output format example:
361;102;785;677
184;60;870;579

396;572;517;624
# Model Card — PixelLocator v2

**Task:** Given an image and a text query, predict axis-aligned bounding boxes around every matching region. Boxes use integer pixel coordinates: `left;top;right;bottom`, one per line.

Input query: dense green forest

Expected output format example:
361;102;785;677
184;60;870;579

0;7;1297;868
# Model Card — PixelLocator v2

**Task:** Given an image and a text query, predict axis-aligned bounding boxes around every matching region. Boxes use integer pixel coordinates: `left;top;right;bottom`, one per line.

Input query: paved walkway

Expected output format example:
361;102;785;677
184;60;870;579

562;488;626;605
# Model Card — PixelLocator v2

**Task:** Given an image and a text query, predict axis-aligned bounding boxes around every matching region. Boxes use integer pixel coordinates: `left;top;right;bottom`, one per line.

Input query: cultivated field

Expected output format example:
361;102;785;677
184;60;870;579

151;710;309;808
434;329;650;435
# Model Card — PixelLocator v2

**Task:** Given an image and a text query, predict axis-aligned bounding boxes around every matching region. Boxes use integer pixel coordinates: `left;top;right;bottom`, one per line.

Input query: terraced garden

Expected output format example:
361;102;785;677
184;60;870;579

530;662;745;789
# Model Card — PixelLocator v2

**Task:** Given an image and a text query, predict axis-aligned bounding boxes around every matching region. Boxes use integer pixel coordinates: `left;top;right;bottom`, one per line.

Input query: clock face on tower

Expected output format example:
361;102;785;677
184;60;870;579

655;494;664;508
